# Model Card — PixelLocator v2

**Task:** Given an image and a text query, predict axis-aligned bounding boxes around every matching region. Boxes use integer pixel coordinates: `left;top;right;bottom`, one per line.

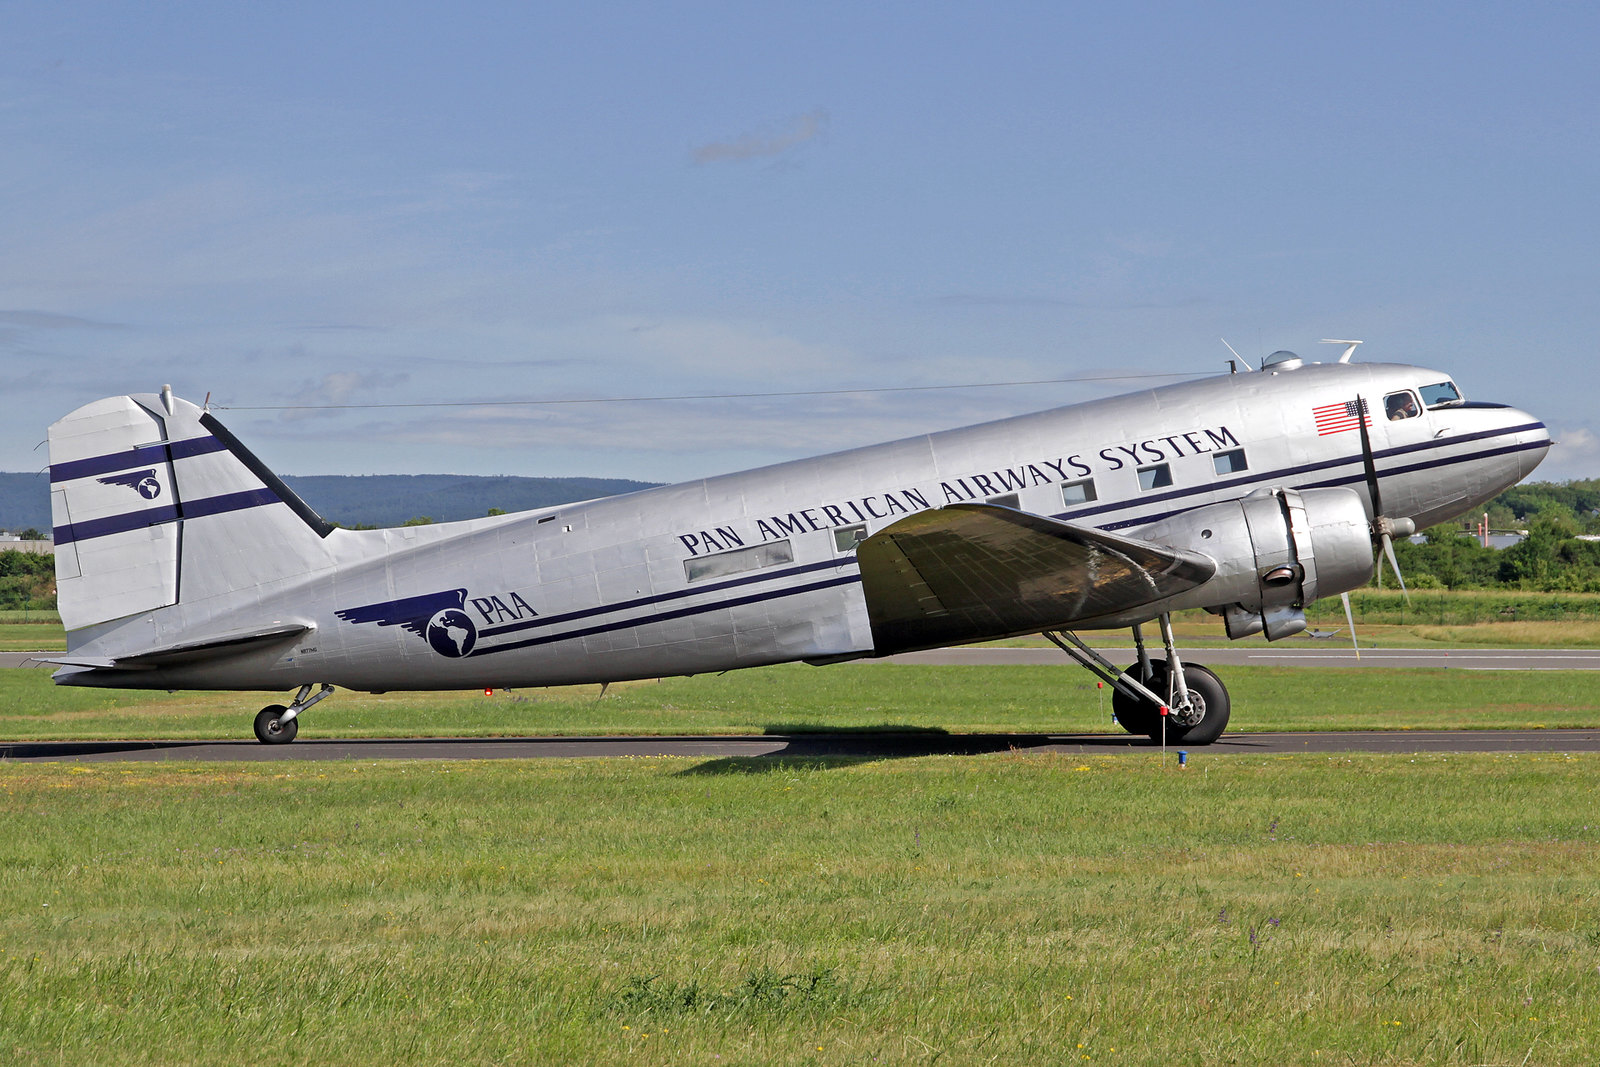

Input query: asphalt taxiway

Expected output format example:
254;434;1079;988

5;729;1600;763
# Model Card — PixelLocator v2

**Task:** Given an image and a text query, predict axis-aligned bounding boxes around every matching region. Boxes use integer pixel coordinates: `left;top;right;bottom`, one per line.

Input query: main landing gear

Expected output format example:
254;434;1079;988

1043;613;1231;745
253;683;334;744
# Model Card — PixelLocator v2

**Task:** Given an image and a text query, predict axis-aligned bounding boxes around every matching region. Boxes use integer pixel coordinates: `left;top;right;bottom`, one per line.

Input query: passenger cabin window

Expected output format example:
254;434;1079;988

1212;449;1248;475
1137;463;1173;491
1420;381;1463;408
1060;478;1097;506
986;493;1020;509
684;540;794;583
833;524;867;553
1384;391;1421;421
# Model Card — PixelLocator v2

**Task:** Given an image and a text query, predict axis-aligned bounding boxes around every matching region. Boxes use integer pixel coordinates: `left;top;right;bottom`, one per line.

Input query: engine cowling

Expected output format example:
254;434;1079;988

1134;487;1374;640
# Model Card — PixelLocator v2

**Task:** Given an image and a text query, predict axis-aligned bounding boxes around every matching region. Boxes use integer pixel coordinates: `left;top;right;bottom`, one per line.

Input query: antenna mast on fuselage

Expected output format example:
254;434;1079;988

1320;338;1364;363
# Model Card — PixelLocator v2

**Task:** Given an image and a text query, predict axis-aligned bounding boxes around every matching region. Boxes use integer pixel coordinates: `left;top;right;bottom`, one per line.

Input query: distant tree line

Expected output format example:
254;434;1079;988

0;549;55;610
1482;478;1600;534
1390;478;1600;592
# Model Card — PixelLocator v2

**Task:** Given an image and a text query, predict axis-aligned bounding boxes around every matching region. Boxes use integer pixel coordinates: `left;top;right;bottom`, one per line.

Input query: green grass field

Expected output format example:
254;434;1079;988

3;754;1598;1065
3;661;1600;741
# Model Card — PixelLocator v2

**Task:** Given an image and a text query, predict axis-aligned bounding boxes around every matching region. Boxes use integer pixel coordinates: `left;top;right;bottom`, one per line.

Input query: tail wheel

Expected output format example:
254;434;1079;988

254;705;299;745
1111;661;1231;745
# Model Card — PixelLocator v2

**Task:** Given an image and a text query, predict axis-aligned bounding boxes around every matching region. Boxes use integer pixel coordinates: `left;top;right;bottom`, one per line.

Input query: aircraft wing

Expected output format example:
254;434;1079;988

856;503;1216;655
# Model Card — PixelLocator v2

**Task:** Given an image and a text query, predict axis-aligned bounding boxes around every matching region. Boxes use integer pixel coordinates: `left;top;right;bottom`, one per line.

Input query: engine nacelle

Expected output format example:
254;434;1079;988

1135;487;1374;640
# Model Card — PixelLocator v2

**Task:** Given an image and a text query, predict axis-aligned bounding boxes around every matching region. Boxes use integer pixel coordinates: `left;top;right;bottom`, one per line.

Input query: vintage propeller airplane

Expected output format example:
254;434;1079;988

43;341;1549;744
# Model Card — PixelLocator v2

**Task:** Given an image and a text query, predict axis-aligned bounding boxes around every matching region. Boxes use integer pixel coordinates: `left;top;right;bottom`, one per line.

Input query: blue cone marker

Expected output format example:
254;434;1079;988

1178;750;1188;768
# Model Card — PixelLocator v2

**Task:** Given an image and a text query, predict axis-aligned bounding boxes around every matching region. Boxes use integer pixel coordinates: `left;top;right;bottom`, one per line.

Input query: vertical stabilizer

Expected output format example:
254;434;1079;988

49;393;337;631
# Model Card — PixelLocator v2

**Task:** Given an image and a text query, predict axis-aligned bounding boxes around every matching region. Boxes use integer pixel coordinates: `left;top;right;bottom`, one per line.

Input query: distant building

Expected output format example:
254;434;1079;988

0;534;53;555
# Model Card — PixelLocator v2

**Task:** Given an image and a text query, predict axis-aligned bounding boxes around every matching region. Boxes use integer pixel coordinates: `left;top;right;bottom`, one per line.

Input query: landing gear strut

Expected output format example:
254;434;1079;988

253;683;334;744
1043;614;1231;745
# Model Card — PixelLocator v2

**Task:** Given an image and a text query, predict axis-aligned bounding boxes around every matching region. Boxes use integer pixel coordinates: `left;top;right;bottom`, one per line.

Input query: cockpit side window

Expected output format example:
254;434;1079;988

1419;381;1462;409
1384;391;1421;421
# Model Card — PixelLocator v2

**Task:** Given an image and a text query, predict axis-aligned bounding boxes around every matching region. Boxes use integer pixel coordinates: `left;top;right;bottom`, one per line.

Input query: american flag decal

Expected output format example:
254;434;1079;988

1312;397;1371;436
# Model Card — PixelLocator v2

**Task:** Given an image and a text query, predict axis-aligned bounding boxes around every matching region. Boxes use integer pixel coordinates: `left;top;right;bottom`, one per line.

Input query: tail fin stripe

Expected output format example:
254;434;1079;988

51;442;176;484
50;435;228;484
54;489;284;547
181;488;281;520
167;435;231;462
55;505;182;546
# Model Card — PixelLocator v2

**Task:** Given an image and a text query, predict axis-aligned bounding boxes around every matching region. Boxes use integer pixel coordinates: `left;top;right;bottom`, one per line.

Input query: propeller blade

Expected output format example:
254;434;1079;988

1340;591;1360;660
1354;396;1382;518
1380;531;1411;606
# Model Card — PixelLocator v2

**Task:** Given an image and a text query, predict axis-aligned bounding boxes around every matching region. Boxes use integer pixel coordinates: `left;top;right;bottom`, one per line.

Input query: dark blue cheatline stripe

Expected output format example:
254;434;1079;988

471;572;863;657
54;505;182;546
1058;421;1545;526
49;435;226;484
52;488;283;546
1080;435;1548;533
477;556;857;640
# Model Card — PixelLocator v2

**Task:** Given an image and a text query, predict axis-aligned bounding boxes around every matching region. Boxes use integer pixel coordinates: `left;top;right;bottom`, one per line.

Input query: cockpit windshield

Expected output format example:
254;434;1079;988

1420;381;1463;409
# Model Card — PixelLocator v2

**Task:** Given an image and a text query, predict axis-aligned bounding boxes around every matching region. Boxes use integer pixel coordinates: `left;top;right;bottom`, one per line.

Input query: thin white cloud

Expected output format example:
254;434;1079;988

692;110;827;165
0;310;123;329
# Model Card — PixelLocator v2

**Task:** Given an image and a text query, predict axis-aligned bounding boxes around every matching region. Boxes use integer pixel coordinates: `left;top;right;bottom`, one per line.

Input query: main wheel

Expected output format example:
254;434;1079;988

1162;663;1230;745
1111;661;1231;745
253;705;299;745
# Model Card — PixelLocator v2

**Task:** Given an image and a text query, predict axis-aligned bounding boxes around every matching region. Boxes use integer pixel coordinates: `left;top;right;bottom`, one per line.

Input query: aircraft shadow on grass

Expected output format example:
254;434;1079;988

675;728;1180;775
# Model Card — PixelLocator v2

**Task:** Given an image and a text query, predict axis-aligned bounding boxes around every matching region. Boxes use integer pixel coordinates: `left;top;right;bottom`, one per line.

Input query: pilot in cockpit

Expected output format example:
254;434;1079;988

1386;392;1419;421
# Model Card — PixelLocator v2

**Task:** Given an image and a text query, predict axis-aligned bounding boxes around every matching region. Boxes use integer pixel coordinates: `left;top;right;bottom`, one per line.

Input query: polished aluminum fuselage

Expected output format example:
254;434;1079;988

61;361;1549;692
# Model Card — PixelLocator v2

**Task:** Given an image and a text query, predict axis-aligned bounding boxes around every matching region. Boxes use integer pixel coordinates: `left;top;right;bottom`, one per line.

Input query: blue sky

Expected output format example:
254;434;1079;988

4;1;1597;483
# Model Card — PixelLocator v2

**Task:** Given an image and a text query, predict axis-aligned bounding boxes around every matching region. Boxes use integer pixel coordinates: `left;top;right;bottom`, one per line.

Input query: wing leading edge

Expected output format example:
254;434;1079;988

856;503;1216;655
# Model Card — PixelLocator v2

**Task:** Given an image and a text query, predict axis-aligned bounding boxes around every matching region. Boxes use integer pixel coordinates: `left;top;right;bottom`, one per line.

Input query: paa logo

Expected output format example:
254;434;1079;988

98;469;162;500
337;589;479;658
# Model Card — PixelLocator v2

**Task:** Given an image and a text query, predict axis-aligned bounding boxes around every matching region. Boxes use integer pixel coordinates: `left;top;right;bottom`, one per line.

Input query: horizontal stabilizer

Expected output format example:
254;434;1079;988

857;503;1215;655
40;623;311;673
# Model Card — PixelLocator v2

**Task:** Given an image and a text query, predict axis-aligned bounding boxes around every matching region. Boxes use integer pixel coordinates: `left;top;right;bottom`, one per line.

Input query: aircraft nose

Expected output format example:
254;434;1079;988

1505;407;1552;479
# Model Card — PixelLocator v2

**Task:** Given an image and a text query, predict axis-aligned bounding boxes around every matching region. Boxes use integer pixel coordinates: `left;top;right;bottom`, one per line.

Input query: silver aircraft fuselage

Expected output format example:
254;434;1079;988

54;360;1549;693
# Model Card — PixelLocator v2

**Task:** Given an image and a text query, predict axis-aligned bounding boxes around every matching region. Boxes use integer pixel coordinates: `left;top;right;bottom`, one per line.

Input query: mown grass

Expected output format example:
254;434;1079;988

3;661;1600;742
2;754;1598;1064
0;622;65;651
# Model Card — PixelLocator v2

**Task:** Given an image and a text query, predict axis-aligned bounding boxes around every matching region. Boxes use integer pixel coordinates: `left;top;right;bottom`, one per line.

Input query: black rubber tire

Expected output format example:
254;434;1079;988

1112;659;1164;735
253;705;299;745
1161;663;1230;745
1111;661;1231;745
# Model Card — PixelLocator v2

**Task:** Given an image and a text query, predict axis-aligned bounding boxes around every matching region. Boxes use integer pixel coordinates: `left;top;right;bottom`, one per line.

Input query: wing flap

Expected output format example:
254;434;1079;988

857;503;1215;654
